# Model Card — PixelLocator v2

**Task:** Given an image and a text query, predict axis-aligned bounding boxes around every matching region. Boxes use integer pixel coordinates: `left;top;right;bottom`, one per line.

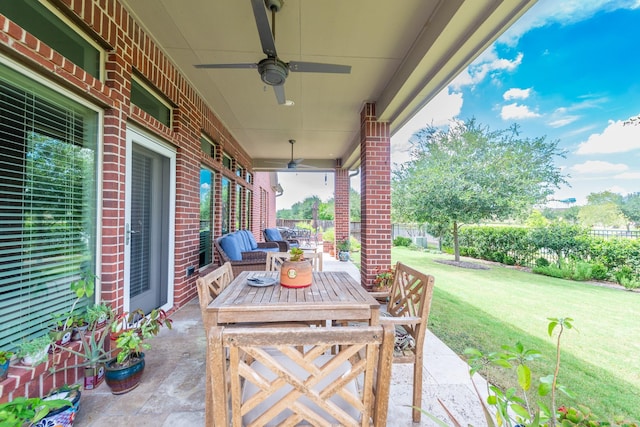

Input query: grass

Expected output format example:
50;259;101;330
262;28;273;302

389;246;640;420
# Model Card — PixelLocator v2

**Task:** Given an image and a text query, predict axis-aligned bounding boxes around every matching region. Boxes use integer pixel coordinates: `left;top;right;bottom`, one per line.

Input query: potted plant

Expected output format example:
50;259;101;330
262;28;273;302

51;305;116;390
36;384;82;427
104;308;173;394
373;267;395;292
86;302;113;329
279;247;313;288
322;227;335;256
50;272;95;347
0;350;13;381
0;395;69;427
336;239;350;261
17;334;53;366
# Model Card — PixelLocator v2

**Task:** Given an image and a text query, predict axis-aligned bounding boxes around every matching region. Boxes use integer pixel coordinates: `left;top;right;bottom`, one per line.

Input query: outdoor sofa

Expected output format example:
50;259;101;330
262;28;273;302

214;230;278;275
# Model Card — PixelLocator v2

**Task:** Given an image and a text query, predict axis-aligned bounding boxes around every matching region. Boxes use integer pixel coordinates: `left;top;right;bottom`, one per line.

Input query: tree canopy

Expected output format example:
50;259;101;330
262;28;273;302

276;189;361;222
392;118;567;261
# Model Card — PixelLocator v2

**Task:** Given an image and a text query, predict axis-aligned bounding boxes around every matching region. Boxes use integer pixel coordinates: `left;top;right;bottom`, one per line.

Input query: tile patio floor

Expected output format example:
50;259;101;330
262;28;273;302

74;253;489;426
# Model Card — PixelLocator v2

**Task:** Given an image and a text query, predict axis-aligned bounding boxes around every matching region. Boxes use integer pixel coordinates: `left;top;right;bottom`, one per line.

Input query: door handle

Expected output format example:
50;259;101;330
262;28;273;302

125;223;139;245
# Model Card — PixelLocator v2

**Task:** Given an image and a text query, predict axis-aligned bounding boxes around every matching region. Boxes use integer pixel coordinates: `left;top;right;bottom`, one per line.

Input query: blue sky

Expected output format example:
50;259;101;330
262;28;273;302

391;0;640;207
277;0;640;209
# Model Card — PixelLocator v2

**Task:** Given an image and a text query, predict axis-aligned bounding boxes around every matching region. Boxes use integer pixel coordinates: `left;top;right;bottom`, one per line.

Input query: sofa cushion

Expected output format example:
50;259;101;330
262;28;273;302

264;228;283;242
219;234;242;261
242;230;259;250
236;230;252;251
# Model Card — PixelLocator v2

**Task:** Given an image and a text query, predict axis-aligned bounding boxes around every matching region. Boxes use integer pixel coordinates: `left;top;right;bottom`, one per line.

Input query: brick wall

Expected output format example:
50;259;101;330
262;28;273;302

334;168;351;258
0;0;276;400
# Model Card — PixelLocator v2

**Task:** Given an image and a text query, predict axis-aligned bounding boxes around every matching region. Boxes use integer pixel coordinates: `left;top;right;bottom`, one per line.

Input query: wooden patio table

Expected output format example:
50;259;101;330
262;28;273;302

206;270;380;326
204;270;380;425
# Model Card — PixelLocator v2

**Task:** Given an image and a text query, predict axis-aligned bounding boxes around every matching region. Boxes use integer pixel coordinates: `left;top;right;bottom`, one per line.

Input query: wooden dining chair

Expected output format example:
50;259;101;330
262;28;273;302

195;262;234;331
379;262;435;423
266;251;323;271
207;324;394;427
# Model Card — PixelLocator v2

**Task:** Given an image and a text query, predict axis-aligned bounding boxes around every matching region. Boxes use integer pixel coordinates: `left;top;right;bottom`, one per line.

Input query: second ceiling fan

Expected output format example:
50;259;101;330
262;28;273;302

194;0;351;105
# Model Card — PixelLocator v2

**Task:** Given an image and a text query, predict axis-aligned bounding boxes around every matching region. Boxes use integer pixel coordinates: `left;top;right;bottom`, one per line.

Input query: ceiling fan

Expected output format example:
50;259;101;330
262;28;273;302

266;139;314;170
194;0;351;105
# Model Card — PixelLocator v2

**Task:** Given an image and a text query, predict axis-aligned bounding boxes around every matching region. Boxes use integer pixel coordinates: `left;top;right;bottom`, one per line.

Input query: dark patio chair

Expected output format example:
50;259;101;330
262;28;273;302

262;227;300;251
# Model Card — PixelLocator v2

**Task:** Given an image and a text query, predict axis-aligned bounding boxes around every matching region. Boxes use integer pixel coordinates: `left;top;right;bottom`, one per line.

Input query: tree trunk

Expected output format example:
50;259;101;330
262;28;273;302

453;221;460;262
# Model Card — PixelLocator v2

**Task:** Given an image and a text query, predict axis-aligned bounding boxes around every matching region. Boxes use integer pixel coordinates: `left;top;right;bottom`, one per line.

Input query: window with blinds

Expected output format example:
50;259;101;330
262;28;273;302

0;64;98;351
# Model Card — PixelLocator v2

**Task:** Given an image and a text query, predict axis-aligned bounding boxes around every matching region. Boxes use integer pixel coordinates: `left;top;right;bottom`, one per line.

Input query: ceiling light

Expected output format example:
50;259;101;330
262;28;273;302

283;100;295;106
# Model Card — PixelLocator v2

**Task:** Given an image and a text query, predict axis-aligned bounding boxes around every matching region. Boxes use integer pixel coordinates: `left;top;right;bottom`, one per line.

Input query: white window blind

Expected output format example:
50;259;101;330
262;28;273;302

0;64;98;350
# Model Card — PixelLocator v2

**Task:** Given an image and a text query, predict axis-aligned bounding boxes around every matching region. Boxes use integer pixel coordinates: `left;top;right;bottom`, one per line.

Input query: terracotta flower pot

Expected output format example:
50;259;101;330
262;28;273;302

279;260;312;288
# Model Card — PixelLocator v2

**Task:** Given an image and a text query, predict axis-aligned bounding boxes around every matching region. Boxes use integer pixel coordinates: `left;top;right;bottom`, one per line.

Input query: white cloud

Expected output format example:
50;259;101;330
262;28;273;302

570;160;628;174
503;88;531;100
500;103;540;120
549;117;580;128
450;51;523;90
614;172;640;179
391;88;463;164
576;120;640;154
498;0;640;46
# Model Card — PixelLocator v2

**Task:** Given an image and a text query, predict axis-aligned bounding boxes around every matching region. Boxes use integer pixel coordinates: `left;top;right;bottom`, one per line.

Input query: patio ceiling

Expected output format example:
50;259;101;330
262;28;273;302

120;0;537;171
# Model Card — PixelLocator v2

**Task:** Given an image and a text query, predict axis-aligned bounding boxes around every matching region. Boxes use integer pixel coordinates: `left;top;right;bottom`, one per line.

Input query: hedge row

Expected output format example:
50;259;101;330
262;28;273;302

441;224;640;286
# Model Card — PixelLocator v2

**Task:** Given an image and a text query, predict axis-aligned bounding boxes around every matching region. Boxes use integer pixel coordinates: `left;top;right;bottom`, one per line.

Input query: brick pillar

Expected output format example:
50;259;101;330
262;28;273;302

334;168;350;258
360;103;391;289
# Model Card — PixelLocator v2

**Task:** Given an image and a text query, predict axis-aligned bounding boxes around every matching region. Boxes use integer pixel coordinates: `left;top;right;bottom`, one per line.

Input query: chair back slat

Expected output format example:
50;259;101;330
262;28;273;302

195;262;234;330
207;325;394;426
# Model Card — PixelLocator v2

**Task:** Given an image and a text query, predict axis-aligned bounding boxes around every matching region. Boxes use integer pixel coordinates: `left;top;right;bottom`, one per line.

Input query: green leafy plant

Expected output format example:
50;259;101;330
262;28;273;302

0;350;13;365
393;236;412;247
336;239;350;252
51;271;96;330
86;302;114;326
109;308;172;366
373;267;394;289
426;317;577;427
16;335;53;366
289;247;305;262
0;396;68;427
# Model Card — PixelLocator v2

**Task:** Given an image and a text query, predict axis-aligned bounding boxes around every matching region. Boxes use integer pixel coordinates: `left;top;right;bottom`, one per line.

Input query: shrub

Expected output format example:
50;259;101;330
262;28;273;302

533;265;572;280
614;265;634;285
572;262;593;281
393;236;412;247
619;276;640;290
536;257;550;267
590;263;608;281
503;255;516;266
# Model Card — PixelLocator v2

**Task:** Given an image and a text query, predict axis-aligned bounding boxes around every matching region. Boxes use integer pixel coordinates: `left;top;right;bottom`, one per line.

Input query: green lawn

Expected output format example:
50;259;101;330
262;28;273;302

389;247;640;420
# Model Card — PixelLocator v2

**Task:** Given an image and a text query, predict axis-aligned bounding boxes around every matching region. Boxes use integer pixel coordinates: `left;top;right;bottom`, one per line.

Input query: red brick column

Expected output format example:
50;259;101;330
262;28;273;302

334;168;351;258
360;103;391;289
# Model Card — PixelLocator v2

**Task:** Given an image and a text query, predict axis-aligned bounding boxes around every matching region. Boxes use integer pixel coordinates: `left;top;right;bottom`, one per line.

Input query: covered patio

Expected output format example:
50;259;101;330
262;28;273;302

0;0;533;419
74;254;489;426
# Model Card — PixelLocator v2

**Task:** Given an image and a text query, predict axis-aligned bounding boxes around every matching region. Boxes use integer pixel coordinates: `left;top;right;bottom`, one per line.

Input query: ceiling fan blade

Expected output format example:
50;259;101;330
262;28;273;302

293;158;304;164
250;0;277;57
194;63;258;69
288;61;351;74
273;85;286;105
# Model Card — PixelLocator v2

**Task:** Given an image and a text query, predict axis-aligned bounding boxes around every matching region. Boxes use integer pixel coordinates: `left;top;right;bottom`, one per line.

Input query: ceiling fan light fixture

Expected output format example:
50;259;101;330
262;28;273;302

283;99;295;106
258;58;289;86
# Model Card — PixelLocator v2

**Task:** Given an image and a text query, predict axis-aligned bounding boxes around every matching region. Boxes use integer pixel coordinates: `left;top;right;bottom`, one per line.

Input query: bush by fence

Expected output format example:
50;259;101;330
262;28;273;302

441;224;640;287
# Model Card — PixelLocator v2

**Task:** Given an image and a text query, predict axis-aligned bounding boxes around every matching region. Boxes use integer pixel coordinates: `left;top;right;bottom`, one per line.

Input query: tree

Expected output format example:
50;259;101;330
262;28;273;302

578;203;626;228
620;192;640;227
586;190;623;206
392;119;567;261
